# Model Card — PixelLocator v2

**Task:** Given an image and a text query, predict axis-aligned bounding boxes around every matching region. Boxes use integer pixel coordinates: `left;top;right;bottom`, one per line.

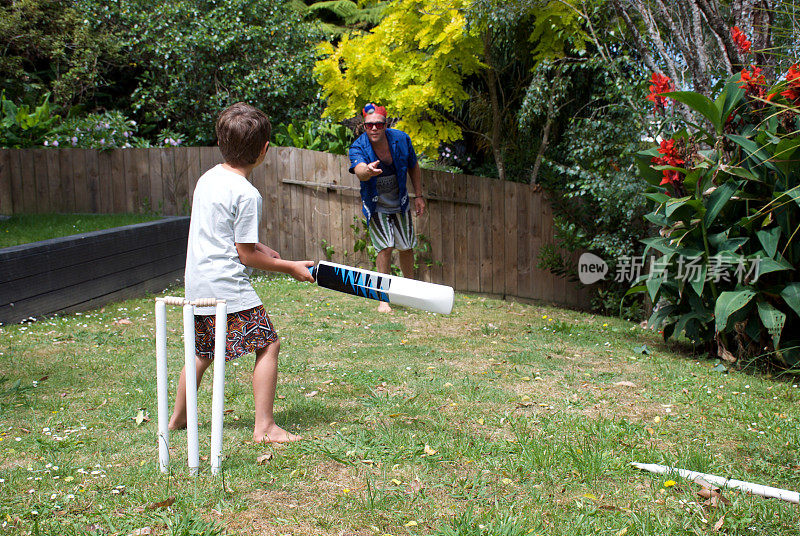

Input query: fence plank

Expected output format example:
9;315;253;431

0;150;13;214
276;147;294;259
503;182;518;297
464;175;481;292
529;189;542;302
540;193;555;302
28;149;51;213
71;150;89;213
86;150;101;212
452;174;468;291
517;183;531;299
97;151;113;213
186;147;201;208
288;148;306;261
111;150;126;213
160;148;177;214
490;179;505;295
425;170;444;284
19;149;38;213
260;148;278;248
126;149;147;213
9;150;24;214
479;175;492;293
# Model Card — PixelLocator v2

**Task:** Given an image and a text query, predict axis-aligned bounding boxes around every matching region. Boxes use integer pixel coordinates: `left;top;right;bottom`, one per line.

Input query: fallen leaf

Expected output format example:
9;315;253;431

423;444;437;456
257;453;273;465
404;521;418;527
615;381;637;388
616;528;628;536
113;318;133;326
134;409;149;426
713;516;725;531
277;395;286;399
146;497;175;510
407;480;423;494
305;390;319;398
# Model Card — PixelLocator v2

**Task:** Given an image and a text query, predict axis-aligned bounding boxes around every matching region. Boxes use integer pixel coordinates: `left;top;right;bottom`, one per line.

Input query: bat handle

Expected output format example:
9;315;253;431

308;264;317;279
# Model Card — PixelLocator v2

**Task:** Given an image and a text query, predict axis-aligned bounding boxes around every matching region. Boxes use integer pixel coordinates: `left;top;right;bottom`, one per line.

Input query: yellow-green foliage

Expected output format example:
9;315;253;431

315;0;484;156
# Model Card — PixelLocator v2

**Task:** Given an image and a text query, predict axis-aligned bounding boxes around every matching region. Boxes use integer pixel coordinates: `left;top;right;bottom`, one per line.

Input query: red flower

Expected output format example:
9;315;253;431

739;65;767;98
731;26;752;53
647;72;675;115
652;139;685;186
780;64;800;103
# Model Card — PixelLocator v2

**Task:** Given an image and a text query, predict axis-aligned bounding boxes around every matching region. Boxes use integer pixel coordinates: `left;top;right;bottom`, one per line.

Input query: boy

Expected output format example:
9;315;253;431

168;102;314;443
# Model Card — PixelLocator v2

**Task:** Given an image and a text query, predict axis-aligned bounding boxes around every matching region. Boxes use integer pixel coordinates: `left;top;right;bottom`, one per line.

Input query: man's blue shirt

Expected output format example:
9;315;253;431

349;128;418;223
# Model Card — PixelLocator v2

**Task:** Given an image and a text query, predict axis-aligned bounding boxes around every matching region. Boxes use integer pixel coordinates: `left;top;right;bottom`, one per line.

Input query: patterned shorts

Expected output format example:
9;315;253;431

368;209;417;252
194;305;277;361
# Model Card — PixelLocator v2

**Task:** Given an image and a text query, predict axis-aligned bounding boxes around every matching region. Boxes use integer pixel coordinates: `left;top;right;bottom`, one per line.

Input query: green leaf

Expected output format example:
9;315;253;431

715;290;756;333
664;91;721;132
643;192;671;204
753;256;793;278
726;134;780;174
703;180;742;227
665;197;704;220
757;301;786;348
648;304;675;330
641;237;678;257
756;227;781;259
781;283;800;318
673;311;711;342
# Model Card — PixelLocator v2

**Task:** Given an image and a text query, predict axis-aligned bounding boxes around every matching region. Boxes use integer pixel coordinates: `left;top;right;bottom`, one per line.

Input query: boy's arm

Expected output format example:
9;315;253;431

236;243;314;282
255;243;281;259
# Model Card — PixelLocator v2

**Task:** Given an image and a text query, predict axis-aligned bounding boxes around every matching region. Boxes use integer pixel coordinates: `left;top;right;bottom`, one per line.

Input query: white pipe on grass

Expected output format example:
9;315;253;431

631;462;800;504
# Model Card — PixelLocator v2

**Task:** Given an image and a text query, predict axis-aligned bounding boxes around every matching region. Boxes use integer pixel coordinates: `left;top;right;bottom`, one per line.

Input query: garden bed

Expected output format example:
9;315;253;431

0;216;189;324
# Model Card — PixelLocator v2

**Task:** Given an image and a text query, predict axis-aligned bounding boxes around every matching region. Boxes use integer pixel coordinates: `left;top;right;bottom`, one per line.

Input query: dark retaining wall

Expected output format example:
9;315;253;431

0;217;189;325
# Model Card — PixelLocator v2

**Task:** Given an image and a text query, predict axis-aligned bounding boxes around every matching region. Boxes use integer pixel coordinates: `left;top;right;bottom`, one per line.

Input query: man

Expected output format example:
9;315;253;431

349;103;426;313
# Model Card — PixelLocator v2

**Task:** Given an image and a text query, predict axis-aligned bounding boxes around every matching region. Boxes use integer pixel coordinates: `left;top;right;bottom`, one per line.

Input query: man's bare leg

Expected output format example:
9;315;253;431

376;247;394;313
398;248;415;279
253;340;301;443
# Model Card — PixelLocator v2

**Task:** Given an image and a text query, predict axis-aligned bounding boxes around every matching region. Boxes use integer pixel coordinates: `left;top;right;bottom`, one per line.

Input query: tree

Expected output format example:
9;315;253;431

122;0;324;144
315;0;588;180
287;0;388;37
607;0;796;94
0;0;125;110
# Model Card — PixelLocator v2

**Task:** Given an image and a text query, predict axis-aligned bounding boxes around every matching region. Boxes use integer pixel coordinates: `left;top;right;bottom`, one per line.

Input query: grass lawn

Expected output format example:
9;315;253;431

0;213;162;248
1;276;798;535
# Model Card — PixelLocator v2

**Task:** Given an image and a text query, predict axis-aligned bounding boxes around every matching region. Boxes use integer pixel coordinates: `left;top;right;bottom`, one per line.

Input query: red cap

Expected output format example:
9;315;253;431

362;103;387;118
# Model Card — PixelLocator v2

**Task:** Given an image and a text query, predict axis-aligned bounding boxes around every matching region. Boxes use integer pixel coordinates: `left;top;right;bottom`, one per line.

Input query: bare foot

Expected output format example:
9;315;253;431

254;424;303;444
168;417;186;431
377;301;392;313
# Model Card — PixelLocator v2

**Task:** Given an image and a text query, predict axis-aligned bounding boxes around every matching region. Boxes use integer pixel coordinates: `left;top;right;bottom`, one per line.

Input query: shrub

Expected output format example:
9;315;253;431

44;110;141;149
636;59;800;369
0;91;59;148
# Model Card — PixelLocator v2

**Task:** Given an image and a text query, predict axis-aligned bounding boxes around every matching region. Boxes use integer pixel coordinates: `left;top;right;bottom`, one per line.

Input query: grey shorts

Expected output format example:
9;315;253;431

368;209;417;252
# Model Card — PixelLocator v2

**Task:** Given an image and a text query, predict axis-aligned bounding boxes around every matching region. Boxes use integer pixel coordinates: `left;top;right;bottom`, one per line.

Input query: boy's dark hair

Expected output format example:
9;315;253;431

215;103;272;167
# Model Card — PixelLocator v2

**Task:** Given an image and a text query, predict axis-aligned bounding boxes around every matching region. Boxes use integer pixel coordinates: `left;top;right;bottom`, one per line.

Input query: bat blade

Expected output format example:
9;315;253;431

309;261;454;314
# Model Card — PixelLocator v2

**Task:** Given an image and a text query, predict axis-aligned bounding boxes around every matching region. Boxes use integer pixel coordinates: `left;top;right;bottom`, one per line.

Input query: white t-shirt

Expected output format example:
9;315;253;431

185;164;263;315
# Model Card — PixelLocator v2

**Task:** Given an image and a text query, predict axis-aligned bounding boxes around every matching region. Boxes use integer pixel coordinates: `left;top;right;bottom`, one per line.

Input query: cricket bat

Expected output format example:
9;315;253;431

308;261;454;314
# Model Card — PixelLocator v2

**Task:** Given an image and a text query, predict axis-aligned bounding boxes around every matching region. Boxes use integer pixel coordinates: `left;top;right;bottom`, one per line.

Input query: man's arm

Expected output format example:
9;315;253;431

235;243;314;282
408;163;426;216
354;161;382;181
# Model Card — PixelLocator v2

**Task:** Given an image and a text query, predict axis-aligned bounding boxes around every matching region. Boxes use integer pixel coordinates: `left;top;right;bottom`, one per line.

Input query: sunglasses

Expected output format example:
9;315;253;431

364;121;386;130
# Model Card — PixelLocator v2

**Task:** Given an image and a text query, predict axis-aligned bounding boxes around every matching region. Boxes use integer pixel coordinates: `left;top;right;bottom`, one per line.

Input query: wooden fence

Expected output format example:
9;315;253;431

0;147;589;308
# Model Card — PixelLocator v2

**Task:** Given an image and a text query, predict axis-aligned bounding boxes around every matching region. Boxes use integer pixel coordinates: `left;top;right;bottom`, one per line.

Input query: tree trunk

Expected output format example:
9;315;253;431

483;29;506;181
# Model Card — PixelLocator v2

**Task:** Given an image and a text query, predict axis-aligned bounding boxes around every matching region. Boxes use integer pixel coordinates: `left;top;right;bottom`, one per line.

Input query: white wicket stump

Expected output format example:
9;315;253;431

155;297;227;475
